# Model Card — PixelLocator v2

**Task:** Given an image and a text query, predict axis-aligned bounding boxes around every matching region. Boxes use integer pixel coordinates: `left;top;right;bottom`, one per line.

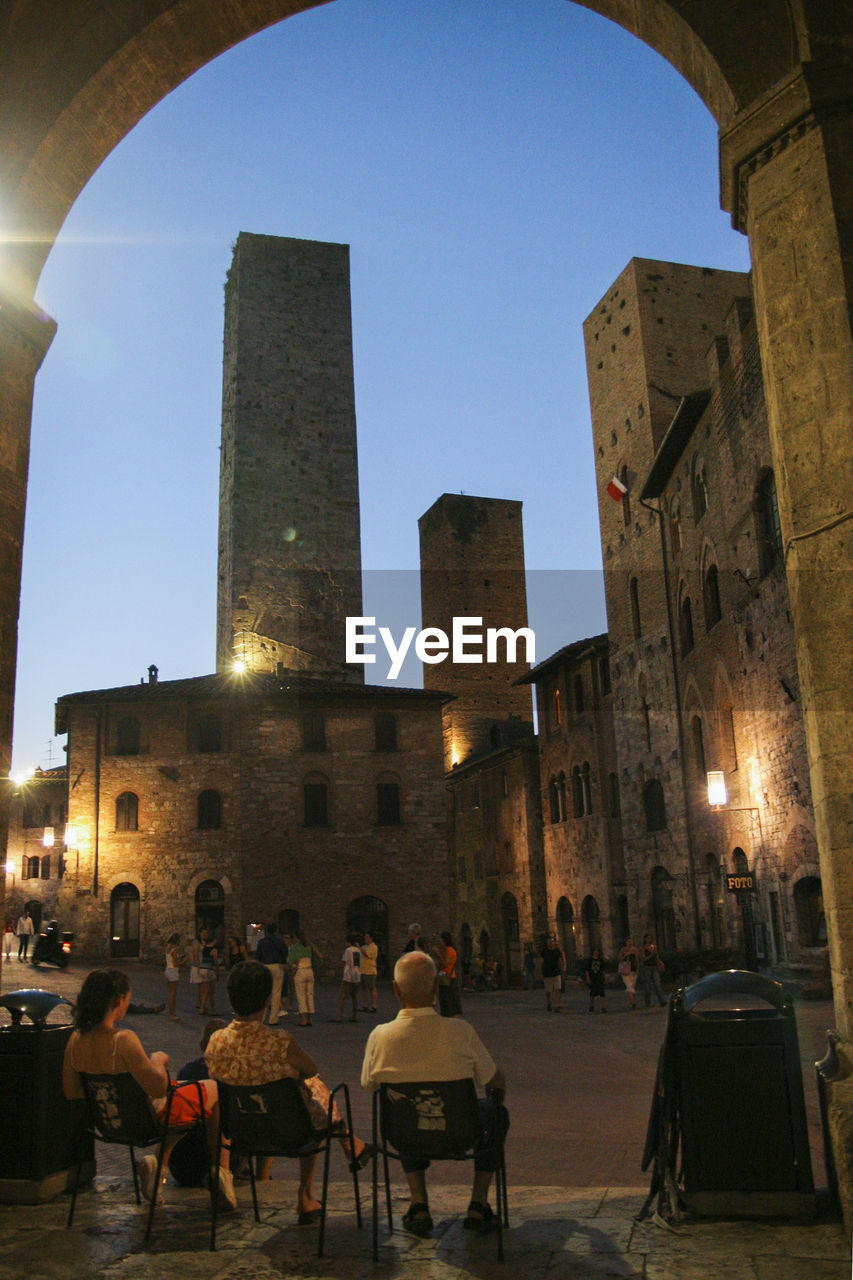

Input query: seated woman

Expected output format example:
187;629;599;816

204;960;374;1224
62;967;235;1210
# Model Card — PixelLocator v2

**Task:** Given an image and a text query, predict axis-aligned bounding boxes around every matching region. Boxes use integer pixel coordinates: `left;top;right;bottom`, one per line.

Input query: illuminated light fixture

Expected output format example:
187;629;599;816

5;861;14;875
43;827;54;848
10;767;35;787
65;824;78;849
707;771;728;807
233;659;246;674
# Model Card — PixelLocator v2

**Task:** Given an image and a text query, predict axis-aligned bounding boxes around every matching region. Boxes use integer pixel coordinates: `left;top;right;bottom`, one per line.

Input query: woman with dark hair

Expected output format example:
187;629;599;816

287;929;321;1027
205;961;374;1221
62;968;235;1210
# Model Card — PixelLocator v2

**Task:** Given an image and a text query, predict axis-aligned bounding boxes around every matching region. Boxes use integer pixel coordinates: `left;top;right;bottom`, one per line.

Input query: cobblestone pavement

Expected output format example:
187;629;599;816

1;960;849;1277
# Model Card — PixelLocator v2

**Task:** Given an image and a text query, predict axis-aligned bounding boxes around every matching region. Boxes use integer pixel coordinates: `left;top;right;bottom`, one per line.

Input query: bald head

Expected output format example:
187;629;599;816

394;950;437;1007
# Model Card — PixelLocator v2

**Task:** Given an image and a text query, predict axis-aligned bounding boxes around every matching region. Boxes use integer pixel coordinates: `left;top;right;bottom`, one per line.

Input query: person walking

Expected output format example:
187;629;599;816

16;909;34;961
164;932;185;1021
585;947;607;1013
540;933;565;1012
3;918;14;962
640;933;666;1007
359;931;379;1012
617;937;640;1010
288;929;321;1027
255;922;290;1023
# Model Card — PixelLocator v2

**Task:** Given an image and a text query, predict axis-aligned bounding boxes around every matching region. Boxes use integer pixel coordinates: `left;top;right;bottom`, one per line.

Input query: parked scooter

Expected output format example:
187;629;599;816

30;920;73;968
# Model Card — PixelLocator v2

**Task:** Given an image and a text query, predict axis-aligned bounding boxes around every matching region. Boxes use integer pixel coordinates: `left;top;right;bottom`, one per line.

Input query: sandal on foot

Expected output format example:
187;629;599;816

298;1207;323;1225
463;1200;499;1234
401;1203;433;1236
348;1142;376;1173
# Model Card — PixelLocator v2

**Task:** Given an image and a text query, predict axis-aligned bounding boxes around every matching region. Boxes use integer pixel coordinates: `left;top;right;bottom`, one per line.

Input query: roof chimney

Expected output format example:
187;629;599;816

148;664;159;685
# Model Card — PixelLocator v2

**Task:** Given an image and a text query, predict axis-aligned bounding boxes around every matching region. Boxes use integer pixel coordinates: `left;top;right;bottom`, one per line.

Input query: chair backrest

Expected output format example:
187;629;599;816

217;1077;317;1157
80;1072;163;1147
379;1078;482;1161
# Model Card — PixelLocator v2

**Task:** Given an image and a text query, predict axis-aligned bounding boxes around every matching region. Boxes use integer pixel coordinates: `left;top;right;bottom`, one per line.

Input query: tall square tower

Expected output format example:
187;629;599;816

216;233;363;679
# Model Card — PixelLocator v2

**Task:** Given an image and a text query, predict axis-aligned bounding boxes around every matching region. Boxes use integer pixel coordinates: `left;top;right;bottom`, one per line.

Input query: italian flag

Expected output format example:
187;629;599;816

607;474;628;502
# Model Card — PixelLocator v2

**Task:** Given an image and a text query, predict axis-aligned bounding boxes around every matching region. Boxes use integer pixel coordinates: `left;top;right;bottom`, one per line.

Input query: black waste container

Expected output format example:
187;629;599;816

0;989;93;1203
672;969;815;1218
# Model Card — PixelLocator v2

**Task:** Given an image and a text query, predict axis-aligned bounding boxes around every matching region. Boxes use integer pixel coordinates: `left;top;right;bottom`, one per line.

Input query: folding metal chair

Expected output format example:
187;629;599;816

211;1077;363;1254
67;1072;212;1244
372;1078;508;1260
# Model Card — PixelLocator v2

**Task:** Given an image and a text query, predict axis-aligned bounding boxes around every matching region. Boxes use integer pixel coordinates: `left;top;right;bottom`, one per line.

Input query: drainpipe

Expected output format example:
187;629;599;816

640;495;702;950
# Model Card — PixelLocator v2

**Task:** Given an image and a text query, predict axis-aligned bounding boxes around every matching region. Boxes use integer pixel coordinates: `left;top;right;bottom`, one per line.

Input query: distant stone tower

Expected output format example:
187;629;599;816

419;494;534;772
216;233;363;679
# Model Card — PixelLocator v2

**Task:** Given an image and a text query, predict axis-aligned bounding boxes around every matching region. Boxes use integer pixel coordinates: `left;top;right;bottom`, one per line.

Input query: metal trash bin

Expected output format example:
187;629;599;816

0;989;94;1203
672;969;815;1218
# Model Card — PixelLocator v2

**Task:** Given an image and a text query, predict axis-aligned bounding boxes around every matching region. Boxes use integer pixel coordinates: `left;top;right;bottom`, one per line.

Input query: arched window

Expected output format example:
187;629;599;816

703;563;722;629
581;762;593;815
630;577;641;639
195;878;225;938
115;791;138;832
548;777;560;824
756;469;783;576
303;775;328;827
679;596;695;656
691;715;706;776
643;779;667;832
571;766;584;818
669;502;682;555
374;712;397;752
574;673;584;715
608;772;621;820
198;789;222;830
302;711;326;752
692;460;708;522
115;716;140;756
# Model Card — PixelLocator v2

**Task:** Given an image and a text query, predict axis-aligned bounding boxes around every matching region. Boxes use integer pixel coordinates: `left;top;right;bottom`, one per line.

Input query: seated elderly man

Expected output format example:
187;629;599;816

361;949;508;1237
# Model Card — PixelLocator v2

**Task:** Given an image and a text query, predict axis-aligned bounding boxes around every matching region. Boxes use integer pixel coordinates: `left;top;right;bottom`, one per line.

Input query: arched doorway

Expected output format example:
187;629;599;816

556;897;576;965
500;892;521;985
793;876;825;950
346;895;389;978
581;895;601;957
277;907;300;940
110;882;140;958
194;879;225;940
651;866;676;951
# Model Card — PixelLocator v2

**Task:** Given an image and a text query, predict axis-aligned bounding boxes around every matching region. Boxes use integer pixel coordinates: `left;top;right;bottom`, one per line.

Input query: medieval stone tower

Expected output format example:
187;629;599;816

419;494;534;772
216;233;363;679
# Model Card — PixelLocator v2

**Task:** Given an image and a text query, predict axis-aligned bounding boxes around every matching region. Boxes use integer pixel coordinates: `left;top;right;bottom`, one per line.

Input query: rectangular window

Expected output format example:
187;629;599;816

304;783;328;827
377;782;401;825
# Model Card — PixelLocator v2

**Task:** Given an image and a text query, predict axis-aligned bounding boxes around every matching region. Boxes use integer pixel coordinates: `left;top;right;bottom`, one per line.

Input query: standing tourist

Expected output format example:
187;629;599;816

332;933;361;1023
585;947;607;1014
224;932;249;968
16;908;34;961
359;931;379;1012
617;937;640;1010
435;930;462;1017
403;923;422;953
191;928;218;1016
3;918;14;962
288;929;320;1028
256;922;290;1023
164;932;185;1021
640;933;667;1008
540;933;565;1013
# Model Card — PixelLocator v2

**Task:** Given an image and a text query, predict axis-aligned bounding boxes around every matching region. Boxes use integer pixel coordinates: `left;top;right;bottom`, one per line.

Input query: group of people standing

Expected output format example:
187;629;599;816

538;931;667;1013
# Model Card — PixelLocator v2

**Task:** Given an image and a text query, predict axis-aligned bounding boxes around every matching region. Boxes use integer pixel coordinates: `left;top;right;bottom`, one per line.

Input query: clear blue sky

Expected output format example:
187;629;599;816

12;0;750;771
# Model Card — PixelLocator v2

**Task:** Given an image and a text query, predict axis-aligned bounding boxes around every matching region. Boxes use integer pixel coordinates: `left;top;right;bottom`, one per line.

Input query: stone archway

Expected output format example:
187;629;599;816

1;0;851;1223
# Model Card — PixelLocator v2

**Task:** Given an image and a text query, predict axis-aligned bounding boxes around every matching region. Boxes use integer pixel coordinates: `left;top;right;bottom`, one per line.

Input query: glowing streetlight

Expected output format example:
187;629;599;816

706;771;727;808
43;827;54;848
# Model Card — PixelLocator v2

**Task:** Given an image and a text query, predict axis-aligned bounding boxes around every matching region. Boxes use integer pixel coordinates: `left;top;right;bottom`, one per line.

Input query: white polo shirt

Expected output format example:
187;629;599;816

361;1006;497;1093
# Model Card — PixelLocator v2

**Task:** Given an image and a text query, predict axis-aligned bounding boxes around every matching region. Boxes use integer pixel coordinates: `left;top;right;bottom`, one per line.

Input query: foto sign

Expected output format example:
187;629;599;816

726;872;757;894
